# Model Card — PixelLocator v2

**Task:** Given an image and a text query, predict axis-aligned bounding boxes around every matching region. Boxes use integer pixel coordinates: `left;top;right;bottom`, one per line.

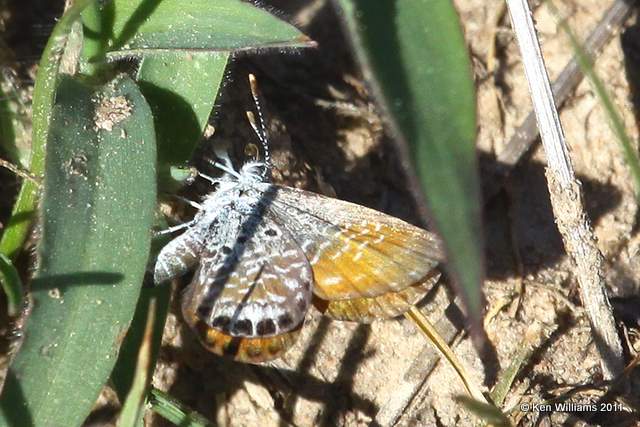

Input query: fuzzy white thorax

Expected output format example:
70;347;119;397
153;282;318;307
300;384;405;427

199;161;271;216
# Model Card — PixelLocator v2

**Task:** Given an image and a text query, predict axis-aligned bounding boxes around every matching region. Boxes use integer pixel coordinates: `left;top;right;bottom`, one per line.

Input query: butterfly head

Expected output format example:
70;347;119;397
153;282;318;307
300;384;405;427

237;161;269;184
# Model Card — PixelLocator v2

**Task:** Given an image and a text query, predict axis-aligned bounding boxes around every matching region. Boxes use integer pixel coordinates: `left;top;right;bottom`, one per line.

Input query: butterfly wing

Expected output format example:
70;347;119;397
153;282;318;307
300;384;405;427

270;186;444;320
181;213;313;363
313;270;441;322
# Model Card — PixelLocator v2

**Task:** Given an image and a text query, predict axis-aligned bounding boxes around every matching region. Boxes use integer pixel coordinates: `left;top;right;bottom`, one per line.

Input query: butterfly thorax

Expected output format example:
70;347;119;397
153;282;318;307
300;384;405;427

198;161;272;218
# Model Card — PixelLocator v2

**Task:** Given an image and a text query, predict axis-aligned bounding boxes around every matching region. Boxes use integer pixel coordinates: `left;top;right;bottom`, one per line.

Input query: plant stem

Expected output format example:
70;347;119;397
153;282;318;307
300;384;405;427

505;0;624;380
148;388;212;427
405;307;488;404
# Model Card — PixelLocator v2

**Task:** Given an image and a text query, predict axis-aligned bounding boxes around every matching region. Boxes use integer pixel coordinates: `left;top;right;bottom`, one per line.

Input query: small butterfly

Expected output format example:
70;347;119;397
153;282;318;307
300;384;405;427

154;75;445;363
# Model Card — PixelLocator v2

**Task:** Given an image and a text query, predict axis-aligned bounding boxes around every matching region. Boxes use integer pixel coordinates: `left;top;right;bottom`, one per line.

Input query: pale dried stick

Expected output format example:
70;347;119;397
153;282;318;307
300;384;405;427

504;0;624;379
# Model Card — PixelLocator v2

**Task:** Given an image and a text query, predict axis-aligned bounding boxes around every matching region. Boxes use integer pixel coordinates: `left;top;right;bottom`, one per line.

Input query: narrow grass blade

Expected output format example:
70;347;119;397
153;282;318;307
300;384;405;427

0;253;21;316
490;323;544;407
0;0;95;260
111;282;170;401
549;1;640;197
334;0;483;320
0;67;30;168
136;52;228;183
84;0;313;61
455;395;512;427
148;388;212;427
0;74;156;426
405;307;487;404
117;300;157;427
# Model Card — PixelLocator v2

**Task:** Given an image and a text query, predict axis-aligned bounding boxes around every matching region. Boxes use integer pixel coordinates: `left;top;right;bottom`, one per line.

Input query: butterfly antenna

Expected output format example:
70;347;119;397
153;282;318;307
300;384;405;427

248;74;271;178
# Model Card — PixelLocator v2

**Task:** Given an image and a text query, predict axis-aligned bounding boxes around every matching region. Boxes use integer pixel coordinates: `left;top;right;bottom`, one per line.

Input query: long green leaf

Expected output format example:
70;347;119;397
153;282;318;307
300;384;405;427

335;0;483;318
117;300;157;427
136;52;228;177
82;0;312;180
82;0;313;60
0;0;95;260
0;74;156;427
0;253;21;316
148;388;212;427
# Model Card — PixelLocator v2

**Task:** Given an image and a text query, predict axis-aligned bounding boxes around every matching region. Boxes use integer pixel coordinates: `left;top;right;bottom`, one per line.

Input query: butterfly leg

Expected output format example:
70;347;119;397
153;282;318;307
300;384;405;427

154;219;196;236
171;194;203;210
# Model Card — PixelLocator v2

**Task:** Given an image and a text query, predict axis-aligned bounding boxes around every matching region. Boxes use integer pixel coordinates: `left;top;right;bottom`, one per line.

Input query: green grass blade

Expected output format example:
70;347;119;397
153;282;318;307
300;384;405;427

0;65;30;168
137;52;229;182
455;396;512;427
0;0;95;260
550;1;640;197
111;283;170;401
84;0;313;60
0;253;22;316
490;324;542;407
148;388;212;427
117;299;157;427
334;0;483;318
0;74;156;427
79;1;113;76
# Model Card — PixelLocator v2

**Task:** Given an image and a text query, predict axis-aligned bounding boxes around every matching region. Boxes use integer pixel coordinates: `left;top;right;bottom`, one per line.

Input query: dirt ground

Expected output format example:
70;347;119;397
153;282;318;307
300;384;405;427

1;0;640;426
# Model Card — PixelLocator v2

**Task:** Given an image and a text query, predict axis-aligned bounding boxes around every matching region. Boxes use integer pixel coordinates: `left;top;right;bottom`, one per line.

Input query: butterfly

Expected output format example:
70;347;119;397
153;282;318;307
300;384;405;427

154;75;445;363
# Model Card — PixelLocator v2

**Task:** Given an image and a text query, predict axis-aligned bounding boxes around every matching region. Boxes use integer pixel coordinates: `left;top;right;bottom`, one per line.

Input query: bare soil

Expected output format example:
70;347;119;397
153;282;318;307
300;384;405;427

1;0;639;426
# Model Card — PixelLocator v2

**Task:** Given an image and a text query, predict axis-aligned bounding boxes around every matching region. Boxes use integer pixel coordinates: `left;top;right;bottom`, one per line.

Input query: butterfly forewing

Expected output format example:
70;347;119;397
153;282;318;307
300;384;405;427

269;186;444;310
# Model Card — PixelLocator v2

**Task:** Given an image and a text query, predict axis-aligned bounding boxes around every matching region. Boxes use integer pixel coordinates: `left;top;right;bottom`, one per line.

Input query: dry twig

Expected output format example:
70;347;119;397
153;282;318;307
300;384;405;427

505;0;624;379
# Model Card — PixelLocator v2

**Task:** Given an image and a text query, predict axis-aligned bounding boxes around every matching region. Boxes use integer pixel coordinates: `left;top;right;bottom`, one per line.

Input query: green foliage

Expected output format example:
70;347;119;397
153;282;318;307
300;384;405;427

148;388;213;427
335;0;483;319
0;253;21;316
136;52;228;183
93;0;311;58
0;0;94;259
0;0;485;424
0;1;312;426
0;75;157;427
